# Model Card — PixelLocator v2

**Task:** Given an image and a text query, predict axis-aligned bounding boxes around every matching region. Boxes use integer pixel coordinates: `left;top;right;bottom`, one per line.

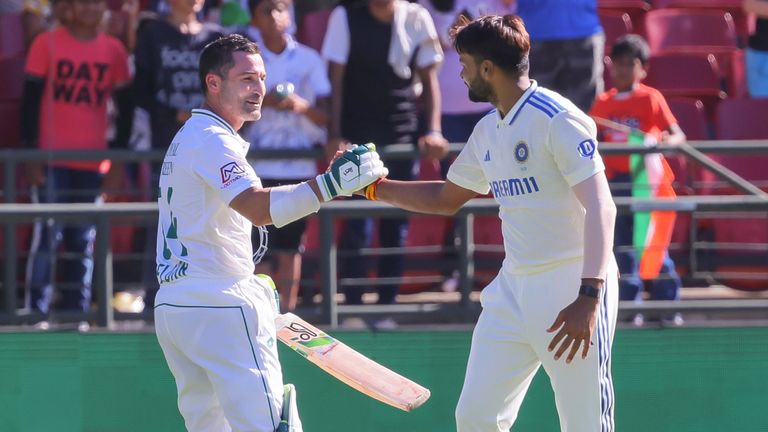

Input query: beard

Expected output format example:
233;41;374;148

467;76;494;103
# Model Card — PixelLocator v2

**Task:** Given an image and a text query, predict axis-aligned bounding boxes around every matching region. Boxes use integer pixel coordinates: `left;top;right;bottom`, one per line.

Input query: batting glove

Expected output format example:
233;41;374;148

316;143;388;201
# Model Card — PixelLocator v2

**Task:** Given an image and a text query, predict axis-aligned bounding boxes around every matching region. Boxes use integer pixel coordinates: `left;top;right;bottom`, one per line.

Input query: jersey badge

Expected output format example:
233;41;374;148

514;141;529;163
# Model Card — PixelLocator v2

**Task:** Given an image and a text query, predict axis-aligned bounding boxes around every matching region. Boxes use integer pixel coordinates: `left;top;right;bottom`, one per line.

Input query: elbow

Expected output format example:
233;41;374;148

439;203;462;216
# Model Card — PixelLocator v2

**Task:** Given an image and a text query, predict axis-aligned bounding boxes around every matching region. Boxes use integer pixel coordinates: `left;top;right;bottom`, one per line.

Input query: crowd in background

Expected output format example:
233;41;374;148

3;0;767;325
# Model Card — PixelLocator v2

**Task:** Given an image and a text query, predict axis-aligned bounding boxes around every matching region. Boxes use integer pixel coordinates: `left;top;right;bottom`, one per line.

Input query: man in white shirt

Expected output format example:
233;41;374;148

358;15;619;431
153;34;387;432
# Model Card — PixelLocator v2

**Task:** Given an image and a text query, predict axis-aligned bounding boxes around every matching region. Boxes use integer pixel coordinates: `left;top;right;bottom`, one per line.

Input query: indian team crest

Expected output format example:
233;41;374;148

514;141;529;163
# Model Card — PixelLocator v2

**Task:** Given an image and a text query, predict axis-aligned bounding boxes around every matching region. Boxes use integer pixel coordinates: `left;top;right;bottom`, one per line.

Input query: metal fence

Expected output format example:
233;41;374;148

2;142;768;327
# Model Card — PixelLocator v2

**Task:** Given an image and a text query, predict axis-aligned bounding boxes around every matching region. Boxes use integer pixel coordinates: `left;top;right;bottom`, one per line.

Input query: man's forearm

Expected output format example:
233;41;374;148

420;67;442;134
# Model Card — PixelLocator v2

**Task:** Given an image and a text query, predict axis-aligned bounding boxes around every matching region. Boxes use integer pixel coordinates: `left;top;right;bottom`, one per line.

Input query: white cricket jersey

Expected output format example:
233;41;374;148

447;81;605;275
156;109;262;284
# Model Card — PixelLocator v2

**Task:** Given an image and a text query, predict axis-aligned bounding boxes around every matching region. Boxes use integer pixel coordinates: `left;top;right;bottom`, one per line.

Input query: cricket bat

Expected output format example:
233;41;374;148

275;313;431;412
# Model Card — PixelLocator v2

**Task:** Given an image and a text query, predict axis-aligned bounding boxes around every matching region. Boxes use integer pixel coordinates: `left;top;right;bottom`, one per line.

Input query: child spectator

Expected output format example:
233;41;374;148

20;0;132;328
589;34;685;323
242;0;330;312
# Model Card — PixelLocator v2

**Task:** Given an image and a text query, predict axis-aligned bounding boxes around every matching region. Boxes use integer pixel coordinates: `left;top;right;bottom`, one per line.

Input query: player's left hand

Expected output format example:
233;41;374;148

417;131;449;160
546;295;600;364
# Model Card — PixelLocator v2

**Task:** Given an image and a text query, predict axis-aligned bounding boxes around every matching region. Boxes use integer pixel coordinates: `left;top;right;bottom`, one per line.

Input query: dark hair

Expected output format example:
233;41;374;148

453;15;530;76
199;34;261;96
610;34;650;65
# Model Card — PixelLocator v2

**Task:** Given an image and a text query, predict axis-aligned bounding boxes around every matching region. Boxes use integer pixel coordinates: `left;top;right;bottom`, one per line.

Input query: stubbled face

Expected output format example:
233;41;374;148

610;55;645;91
253;0;292;38
459;52;495;103
69;0;106;29
217;52;267;122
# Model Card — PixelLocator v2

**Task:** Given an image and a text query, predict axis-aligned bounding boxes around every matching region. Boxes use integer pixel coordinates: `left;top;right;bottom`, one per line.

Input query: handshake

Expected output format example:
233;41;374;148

315;143;389;202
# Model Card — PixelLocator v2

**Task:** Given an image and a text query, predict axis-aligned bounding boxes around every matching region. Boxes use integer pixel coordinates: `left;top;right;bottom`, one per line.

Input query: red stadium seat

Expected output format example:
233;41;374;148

651;1;754;45
710;98;768;290
715;98;768;182
0;13;24;59
599;11;634;51
598;0;650;35
644;9;738;53
645;53;726;120
0;56;25;101
0;102;21;148
297;8;333;53
668;98;710;141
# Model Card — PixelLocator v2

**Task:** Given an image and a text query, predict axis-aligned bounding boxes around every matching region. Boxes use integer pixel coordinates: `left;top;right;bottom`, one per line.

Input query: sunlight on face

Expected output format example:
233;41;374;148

219;51;267;122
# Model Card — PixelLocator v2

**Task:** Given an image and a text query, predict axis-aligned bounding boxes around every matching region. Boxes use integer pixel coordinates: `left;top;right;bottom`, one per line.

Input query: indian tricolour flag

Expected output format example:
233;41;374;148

628;130;677;280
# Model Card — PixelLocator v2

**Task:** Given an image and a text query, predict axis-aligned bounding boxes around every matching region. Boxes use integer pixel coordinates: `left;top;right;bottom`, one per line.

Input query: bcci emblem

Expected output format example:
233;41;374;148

514;141;529;163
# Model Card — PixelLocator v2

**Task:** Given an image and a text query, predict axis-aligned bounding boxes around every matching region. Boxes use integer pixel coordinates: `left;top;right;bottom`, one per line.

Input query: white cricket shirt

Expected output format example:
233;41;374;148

156;109;262;284
447;81;605;274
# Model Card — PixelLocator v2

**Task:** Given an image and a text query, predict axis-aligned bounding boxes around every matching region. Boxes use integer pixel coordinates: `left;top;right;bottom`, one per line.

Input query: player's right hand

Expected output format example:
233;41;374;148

315;143;388;202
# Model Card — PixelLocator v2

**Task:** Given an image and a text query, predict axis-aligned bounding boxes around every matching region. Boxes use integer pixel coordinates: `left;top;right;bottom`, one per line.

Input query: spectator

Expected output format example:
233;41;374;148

322;0;447;306
133;0;224;308
517;0;604;111
744;0;768;97
418;0;514;291
242;0;330;312
20;0;132;329
19;0;69;48
589;34;684;324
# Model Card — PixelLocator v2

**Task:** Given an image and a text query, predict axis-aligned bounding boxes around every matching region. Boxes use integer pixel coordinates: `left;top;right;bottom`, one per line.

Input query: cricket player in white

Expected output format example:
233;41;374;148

360;16;619;431
153;35;387;432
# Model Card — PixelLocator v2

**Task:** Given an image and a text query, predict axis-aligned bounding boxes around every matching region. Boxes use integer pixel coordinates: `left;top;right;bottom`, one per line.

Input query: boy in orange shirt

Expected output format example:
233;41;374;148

21;0;132;327
589;34;685;320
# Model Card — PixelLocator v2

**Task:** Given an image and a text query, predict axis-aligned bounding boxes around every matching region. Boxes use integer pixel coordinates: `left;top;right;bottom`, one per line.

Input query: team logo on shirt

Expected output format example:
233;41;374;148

220;162;246;186
577;139;596;160
514;141;529;163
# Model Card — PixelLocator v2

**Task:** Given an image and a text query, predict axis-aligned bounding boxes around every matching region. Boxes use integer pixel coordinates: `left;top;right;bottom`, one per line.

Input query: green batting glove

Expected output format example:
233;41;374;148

316;143;389;201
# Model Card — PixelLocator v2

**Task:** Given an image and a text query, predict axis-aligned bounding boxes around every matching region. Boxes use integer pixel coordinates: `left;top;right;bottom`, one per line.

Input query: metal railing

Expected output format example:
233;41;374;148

2;141;768;327
2;195;768;328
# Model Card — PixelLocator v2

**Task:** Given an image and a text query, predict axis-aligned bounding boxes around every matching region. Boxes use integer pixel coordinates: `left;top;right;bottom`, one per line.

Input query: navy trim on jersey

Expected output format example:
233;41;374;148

191;109;237;136
533;92;566;112
527;93;566;119
154;303;280;430
507;90;538;125
597;281;614;432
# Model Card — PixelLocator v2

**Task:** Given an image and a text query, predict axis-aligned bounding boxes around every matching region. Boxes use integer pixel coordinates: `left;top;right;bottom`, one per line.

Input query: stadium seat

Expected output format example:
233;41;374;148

714;98;768;182
645;53;726;120
598;0;650;35
650;1;754;45
400;214;451;294
0;13;24;59
0;102;21;148
599;11;633;51
0;56;25;101
297;8;332;53
710;98;768;290
668;98;710;141
644;9;738;54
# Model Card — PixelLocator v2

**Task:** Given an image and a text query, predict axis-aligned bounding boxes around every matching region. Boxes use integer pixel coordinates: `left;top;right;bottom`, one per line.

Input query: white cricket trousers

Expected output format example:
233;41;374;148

154;275;284;432
455;259;619;432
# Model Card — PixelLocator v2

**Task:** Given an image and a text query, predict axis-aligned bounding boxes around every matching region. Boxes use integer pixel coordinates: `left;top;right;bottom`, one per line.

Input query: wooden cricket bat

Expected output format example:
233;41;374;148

275;313;431;412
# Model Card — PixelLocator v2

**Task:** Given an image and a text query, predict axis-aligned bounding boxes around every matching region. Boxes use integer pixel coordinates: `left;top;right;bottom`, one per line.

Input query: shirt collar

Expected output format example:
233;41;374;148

498;80;538;127
191;109;237;136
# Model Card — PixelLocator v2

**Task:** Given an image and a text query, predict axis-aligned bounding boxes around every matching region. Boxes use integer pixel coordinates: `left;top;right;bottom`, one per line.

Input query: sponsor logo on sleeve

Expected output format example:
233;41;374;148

220;162;247;188
577;139;596;159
